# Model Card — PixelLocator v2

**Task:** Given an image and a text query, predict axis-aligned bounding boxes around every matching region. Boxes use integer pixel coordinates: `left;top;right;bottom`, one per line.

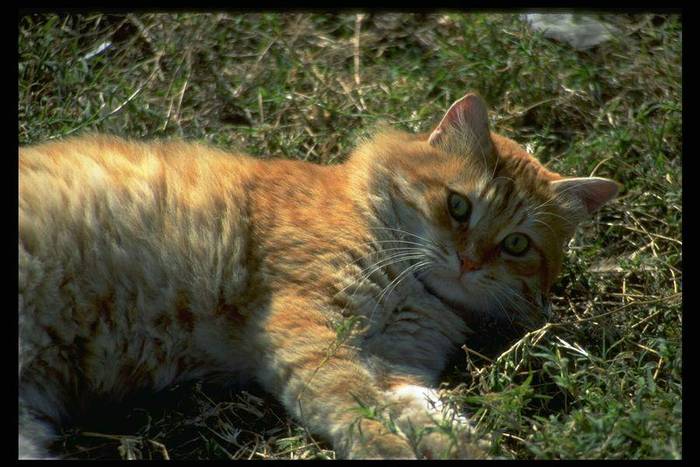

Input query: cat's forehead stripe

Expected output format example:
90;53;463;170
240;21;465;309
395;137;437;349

470;174;526;226
468;176;491;227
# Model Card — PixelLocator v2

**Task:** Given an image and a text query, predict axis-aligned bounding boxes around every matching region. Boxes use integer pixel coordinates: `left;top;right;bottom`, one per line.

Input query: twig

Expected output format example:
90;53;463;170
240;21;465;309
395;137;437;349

669;267;679;294
80;431;170;460
627;211;659;258
258;89;265;125
126;14;165;81
630;309;664;329
653;357;664;380
576;292;681;324
492;322;558;373
352;13;367;111
127;14;155;47
461;344;494;363
589;156;614;177
148;440;170;460
336;77;365;113
498;98;557;121
231;37;276;99
160;54;188;132
172;50;192;133
501;432;527;444
80;431;138;441
600;222;681;245
353;14;364;87
60;52;163;138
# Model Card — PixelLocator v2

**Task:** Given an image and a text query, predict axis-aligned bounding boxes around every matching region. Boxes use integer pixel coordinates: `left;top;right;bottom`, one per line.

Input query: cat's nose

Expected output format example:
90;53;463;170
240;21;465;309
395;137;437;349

460;255;481;273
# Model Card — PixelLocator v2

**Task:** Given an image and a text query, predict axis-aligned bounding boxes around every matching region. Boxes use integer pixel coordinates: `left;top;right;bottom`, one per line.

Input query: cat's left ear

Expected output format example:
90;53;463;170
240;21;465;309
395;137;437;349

550;177;621;216
428;93;494;158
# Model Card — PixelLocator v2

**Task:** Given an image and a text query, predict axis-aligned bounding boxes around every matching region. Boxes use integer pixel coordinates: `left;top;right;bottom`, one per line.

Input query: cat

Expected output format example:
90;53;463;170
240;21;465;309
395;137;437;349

18;93;619;459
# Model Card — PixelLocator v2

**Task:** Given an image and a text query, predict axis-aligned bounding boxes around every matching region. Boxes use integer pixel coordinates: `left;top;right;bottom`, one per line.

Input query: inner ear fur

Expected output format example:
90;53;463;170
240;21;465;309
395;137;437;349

428;93;494;160
550;176;621;216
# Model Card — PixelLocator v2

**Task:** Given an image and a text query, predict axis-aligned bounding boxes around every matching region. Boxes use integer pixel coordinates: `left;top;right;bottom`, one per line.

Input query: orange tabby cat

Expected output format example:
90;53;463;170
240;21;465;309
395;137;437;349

18;93;619;459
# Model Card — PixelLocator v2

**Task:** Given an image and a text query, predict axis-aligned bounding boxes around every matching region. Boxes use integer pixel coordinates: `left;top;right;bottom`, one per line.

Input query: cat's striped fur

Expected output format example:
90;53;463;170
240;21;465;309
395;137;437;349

19;93;618;458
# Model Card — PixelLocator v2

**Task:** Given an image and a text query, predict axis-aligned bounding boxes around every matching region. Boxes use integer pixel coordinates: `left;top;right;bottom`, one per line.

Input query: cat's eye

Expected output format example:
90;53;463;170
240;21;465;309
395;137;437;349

502;233;530;256
447;192;471;223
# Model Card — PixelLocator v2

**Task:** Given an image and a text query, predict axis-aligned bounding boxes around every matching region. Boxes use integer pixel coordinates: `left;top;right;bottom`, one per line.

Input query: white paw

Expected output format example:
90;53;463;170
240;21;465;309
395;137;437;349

387;384;485;459
391;384;471;428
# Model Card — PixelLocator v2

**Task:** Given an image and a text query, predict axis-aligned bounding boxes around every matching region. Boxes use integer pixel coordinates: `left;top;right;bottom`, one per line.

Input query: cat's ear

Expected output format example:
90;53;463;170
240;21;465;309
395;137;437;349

428;93;494;158
550;177;621;216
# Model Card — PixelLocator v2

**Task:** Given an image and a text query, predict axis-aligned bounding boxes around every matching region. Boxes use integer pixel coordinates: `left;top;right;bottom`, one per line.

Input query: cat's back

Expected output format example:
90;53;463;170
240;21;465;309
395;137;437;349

20;134;258;209
20;134;258;251
19;135;261;393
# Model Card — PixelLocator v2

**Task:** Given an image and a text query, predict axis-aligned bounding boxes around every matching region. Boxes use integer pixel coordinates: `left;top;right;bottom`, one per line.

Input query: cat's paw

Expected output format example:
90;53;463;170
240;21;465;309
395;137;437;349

409;420;489;459
389;384;489;459
343;418;417;459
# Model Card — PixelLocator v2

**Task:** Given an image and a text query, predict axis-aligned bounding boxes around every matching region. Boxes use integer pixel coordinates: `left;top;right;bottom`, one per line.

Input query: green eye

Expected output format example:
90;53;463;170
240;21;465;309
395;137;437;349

502;233;530;256
447;192;471;222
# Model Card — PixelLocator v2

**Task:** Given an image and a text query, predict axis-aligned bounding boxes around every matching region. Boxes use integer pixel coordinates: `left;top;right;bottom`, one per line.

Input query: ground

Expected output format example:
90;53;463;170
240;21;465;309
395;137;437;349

18;12;681;459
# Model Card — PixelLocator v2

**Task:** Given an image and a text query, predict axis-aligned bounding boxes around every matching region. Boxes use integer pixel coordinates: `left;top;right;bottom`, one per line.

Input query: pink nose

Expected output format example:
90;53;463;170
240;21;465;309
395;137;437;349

460;255;481;272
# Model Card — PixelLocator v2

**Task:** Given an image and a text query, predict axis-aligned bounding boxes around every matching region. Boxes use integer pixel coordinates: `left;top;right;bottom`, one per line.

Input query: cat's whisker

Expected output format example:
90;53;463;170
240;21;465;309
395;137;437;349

369;226;433;242
350;251;425;283
494;283;542;328
368;226;445;253
333;248;435;323
368;260;432;324
365;230;447;264
352;249;428;273
335;250;429;297
316;238;432;275
488;155;500;184
530;218;557;237
482;287;515;329
330;231;448;322
528;191;572;215
532;210;573;225
496;291;527;325
333;254;428;330
523;200;571;229
376;260;431;308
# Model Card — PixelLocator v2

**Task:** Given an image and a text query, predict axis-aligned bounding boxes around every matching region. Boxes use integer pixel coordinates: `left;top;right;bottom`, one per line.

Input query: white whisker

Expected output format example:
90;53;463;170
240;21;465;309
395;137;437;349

369;226;447;258
483;287;514;328
368;259;432;324
335;250;427;297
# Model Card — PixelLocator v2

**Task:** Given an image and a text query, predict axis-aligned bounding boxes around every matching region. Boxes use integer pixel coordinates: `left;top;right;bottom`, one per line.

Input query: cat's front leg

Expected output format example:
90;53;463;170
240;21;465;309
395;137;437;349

252;292;418;459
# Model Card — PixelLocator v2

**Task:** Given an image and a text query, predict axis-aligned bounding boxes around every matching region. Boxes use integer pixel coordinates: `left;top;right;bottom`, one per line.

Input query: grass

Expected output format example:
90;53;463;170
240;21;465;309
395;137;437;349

18;12;682;459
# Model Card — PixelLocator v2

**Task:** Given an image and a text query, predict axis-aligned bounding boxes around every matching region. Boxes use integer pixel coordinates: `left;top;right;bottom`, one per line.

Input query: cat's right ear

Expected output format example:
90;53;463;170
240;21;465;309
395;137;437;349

428;93;494;159
550;177;621;217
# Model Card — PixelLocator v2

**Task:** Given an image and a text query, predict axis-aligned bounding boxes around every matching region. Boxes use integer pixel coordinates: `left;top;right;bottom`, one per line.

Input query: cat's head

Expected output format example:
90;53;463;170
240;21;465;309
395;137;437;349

356;93;620;331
